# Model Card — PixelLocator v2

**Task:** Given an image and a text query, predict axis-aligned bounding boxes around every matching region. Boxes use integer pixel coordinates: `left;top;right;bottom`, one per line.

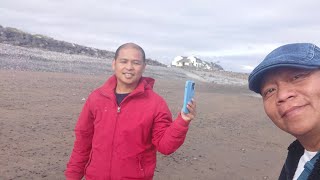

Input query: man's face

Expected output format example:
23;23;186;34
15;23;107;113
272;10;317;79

112;47;146;91
261;67;320;138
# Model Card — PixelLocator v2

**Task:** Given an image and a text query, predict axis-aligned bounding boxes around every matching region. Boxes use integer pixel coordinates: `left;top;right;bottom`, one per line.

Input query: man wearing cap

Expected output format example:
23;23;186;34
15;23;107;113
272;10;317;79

248;43;320;180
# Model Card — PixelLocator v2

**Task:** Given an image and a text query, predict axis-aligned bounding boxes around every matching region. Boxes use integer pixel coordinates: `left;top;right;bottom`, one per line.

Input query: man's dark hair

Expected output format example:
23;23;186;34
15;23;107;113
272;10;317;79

114;43;146;62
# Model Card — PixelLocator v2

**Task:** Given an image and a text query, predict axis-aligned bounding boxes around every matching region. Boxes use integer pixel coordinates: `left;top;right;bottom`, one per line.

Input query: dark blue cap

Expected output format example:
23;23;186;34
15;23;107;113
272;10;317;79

248;43;320;94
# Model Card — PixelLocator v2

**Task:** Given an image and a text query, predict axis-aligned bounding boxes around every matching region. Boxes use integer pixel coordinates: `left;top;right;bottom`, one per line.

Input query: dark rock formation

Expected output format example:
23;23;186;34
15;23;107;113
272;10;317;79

0;25;166;67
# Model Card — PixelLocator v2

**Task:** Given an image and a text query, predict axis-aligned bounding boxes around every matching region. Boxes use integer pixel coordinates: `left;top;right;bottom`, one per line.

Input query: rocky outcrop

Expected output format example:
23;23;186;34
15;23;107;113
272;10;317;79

0;25;166;67
0;26;113;58
0;25;248;84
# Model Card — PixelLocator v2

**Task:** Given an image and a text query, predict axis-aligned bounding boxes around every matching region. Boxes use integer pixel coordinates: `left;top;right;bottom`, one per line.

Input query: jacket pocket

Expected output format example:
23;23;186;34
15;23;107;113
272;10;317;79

138;154;146;177
120;154;146;179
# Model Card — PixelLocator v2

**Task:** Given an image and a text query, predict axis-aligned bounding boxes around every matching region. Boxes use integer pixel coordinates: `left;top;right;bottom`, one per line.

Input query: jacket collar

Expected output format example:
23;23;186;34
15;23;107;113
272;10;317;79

282;140;320;180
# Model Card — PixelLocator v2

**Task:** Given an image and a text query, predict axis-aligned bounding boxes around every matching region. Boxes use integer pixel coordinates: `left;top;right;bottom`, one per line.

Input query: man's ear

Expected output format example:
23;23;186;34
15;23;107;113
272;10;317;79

142;62;146;72
112;59;116;71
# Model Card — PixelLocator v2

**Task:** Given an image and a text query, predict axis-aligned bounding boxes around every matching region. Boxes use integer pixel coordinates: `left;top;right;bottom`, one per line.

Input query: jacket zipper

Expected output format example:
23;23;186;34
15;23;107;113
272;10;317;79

108;91;142;178
109;104;121;178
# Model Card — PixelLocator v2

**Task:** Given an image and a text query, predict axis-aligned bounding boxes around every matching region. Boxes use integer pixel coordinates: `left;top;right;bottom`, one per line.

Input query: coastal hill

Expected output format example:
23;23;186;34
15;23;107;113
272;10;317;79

0;24;248;86
0;25;166;67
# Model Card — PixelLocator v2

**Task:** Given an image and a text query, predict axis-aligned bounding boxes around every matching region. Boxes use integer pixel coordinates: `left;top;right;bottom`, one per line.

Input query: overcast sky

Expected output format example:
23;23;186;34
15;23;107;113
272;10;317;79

1;0;320;72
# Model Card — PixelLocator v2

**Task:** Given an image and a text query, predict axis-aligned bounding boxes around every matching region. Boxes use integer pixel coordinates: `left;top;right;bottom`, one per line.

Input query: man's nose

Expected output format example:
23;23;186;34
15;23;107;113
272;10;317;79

125;62;134;69
276;82;296;104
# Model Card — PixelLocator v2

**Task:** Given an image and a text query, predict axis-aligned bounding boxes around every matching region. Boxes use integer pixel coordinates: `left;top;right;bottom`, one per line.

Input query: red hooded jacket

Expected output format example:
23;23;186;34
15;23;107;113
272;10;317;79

65;76;190;180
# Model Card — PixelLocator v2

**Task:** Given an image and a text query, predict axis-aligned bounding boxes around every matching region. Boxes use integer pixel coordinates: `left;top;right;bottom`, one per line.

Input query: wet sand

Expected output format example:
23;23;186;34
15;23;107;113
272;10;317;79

0;69;293;180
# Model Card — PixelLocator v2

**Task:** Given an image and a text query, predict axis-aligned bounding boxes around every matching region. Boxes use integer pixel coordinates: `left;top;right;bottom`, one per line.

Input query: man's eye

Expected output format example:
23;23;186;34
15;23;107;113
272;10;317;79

133;61;142;65
263;88;276;97
293;74;302;80
292;71;311;81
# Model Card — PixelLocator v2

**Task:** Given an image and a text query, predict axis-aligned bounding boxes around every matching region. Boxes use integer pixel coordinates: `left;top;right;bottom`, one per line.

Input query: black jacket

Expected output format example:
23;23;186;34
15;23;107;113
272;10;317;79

279;140;320;180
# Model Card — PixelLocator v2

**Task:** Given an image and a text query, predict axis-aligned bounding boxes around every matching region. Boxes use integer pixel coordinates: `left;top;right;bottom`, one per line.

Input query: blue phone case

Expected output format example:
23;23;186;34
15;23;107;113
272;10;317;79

182;80;195;113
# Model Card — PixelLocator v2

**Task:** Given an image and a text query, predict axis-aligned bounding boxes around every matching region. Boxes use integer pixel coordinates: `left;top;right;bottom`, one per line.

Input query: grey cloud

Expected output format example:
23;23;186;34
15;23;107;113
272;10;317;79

1;0;320;72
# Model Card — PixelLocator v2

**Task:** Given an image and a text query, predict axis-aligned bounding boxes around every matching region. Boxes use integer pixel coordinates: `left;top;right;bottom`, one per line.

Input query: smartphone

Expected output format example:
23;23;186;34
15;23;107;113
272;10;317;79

182;80;195;114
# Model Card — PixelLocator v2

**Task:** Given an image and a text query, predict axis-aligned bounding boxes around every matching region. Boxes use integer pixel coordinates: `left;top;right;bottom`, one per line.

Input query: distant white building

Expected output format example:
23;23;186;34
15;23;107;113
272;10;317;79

171;55;217;70
172;56;201;67
171;56;184;66
187;56;202;68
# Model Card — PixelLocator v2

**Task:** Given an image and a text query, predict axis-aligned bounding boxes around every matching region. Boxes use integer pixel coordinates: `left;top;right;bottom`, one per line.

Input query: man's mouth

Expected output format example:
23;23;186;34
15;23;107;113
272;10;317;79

123;73;134;78
280;105;305;118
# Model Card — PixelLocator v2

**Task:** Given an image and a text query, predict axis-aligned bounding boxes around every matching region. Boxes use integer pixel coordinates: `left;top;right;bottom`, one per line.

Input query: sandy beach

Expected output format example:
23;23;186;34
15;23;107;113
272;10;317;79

0;43;294;180
0;70;294;180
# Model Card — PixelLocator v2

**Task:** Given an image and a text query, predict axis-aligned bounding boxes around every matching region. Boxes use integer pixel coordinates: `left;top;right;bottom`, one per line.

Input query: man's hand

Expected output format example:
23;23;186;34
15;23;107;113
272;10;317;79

181;99;196;122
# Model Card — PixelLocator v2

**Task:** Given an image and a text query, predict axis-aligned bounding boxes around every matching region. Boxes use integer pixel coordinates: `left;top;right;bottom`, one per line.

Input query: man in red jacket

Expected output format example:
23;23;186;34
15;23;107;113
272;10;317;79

65;42;196;180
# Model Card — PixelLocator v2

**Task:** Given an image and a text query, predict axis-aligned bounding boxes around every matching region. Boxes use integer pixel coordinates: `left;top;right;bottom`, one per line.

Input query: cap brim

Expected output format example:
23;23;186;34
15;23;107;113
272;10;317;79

248;63;319;94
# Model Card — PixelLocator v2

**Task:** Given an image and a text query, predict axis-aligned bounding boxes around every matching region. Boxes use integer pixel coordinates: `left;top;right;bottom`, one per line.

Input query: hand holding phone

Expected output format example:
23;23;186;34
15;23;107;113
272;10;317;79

182;80;195;114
